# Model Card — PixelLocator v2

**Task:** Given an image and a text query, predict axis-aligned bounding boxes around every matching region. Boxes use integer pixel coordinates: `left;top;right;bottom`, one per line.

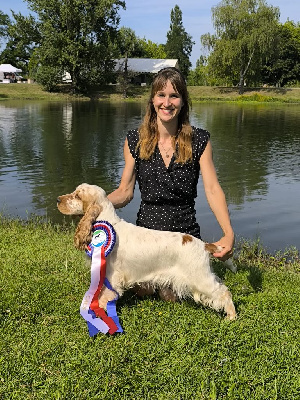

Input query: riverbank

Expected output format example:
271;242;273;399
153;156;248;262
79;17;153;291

1;82;300;103
0;217;299;399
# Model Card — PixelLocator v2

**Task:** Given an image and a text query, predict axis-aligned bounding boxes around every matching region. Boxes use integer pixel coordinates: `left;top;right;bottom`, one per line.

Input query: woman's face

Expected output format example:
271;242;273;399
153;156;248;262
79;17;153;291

152;80;184;125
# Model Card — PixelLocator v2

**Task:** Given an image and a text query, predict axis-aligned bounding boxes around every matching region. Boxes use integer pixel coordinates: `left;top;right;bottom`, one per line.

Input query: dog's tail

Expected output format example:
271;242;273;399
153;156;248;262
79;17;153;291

205;243;221;254
204;243;237;273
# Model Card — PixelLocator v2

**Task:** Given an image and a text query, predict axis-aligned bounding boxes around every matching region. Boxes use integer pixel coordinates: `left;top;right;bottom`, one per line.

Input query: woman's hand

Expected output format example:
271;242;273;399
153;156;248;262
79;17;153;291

200;141;235;261
212;234;235;261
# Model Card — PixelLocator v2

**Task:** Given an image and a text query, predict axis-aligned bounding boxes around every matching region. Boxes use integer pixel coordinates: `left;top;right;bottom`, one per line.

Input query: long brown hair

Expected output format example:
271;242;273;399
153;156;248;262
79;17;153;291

138;67;193;163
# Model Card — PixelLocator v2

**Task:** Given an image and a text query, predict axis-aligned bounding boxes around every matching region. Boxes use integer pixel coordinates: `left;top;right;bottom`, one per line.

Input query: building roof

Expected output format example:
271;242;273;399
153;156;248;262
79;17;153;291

115;58;179;73
0;64;22;72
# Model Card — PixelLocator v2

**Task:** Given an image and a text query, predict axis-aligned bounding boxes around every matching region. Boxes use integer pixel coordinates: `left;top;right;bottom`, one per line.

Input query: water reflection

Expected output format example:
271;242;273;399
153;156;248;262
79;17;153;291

0;100;299;252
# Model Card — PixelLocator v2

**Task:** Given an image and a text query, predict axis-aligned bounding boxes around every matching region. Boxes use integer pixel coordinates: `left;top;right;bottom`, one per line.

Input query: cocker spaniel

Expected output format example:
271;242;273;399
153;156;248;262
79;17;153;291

57;183;236;320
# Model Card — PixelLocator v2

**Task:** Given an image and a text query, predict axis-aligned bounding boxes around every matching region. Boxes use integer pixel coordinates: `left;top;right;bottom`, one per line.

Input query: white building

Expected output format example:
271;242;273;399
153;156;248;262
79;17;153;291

114;58;179;85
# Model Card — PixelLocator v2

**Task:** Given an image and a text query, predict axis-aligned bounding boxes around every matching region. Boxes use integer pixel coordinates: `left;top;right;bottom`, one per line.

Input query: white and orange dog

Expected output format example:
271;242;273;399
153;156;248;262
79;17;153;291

57;183;236;320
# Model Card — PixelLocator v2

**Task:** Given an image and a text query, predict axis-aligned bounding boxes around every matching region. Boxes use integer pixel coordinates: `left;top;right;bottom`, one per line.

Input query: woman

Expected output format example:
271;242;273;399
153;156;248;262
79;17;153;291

108;68;234;296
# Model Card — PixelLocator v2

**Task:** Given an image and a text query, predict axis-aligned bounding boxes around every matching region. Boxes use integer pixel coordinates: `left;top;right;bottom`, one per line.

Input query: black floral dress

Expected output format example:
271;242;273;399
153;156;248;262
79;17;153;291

127;127;210;239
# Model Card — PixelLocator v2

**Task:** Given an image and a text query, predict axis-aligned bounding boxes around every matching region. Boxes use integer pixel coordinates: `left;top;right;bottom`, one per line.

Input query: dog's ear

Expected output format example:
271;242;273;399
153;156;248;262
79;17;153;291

74;203;102;250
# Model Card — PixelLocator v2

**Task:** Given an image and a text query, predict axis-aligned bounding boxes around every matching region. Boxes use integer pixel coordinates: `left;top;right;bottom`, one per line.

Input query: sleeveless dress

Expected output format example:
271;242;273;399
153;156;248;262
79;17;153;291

127;127;210;239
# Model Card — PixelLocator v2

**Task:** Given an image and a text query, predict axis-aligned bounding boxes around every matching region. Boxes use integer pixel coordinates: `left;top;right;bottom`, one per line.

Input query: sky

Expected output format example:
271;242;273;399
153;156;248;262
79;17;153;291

1;0;299;67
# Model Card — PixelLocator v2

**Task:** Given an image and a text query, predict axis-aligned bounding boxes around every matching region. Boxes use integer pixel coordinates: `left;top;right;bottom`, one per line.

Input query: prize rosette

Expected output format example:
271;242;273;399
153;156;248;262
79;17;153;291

86;220;116;257
80;220;123;336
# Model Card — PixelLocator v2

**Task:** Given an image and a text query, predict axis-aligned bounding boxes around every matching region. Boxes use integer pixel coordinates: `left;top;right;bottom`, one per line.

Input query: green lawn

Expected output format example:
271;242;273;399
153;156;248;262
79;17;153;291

1;82;300;103
0;217;299;399
0;82;82;101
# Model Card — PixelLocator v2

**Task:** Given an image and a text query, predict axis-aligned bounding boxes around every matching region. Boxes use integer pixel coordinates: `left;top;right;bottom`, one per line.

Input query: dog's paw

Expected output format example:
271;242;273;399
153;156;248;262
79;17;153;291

225;302;237;321
225;312;237;321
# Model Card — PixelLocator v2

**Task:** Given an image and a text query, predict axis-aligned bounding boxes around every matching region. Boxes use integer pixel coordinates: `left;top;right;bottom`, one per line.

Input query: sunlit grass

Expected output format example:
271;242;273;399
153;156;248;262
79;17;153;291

188;86;300;103
0;82;89;101
1;217;299;399
1;82;300;103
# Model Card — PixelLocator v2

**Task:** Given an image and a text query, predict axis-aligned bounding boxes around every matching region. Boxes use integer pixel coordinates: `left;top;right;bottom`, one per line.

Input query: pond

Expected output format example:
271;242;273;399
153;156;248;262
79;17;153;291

0;100;299;253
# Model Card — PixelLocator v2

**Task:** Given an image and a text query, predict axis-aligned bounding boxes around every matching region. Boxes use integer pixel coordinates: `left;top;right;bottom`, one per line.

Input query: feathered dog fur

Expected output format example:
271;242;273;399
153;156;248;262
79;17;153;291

57;183;236;320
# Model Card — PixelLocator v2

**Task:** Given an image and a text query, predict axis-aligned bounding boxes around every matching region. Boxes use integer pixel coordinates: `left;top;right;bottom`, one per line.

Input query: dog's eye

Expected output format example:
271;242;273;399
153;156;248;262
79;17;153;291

75;194;81;200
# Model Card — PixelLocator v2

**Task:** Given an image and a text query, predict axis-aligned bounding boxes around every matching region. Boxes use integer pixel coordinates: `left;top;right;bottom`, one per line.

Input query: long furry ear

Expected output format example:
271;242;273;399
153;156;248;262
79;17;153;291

74;203;102;250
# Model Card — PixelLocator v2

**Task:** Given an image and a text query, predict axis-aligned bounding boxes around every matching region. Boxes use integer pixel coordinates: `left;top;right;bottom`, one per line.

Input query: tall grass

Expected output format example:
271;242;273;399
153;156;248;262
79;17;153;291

187;86;300;103
1;82;300;103
0;82;89;101
0;217;299;399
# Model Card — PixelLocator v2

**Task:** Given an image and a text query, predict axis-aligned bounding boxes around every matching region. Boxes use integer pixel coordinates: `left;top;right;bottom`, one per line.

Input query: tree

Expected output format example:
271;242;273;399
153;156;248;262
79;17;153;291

262;21;300;87
139;38;166;59
187;56;209;86
165;5;194;78
116;27;167;97
0;12;40;74
25;0;125;92
115;27;138;98
0;11;10;48
202;0;280;92
117;27;143;58
117;27;166;59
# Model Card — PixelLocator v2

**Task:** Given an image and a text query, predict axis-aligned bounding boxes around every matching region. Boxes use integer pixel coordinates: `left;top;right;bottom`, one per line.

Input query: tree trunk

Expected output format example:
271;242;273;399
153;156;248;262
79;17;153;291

239;49;255;94
123;53;128;98
238;70;244;94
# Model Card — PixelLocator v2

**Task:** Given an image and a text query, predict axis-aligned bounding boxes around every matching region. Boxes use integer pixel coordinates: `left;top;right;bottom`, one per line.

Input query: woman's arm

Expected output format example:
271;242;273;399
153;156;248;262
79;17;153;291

107;139;136;209
199;140;234;259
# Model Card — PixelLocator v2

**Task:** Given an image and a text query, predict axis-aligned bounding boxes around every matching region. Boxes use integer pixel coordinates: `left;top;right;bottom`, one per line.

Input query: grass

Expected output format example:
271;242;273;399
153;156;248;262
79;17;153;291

187;86;300;103
0;82;83;101
0;217;300;399
1;82;300;103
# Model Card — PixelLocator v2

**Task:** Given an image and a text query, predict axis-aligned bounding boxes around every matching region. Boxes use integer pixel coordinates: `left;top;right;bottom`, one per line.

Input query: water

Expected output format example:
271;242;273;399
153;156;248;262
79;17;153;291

0;100;299;252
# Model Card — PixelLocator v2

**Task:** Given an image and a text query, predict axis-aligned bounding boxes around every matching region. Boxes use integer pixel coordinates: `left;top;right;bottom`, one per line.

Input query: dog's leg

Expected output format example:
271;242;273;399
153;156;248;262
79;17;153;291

98;285;117;310
196;244;237;319
222;291;237;320
190;265;237;320
193;284;236;320
132;283;155;297
158;287;178;302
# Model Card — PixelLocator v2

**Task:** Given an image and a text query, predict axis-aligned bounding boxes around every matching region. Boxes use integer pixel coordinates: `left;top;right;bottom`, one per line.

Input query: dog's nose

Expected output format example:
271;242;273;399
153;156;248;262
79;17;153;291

57;197;61;204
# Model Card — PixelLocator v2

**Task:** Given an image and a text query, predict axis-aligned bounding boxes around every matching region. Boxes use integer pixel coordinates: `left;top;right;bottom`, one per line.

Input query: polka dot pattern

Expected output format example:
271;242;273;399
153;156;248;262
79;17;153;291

127;127;210;238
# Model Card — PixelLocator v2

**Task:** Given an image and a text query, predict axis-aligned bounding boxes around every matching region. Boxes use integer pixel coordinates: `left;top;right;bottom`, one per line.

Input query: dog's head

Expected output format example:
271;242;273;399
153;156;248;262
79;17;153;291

57;183;106;216
57;184;107;250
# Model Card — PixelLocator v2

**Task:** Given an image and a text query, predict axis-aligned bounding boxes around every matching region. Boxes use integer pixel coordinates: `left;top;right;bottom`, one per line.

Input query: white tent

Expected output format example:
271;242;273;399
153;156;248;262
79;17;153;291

0;64;23;83
0;64;22;73
114;59;179;74
114;58;179;86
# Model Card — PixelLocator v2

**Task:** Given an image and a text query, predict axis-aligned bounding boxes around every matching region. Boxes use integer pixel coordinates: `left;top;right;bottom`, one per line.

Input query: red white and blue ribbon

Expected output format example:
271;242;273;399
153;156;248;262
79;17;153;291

80;221;123;336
